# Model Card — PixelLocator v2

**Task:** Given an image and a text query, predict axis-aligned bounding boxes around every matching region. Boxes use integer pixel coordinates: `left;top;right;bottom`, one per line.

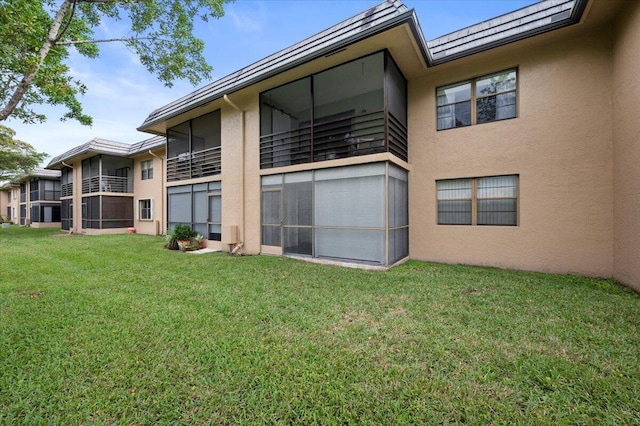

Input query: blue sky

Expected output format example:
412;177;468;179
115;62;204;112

6;0;536;163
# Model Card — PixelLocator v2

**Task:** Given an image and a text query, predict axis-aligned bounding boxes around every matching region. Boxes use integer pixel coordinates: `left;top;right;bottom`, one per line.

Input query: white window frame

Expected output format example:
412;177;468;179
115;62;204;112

141;160;154;180
137;198;153;221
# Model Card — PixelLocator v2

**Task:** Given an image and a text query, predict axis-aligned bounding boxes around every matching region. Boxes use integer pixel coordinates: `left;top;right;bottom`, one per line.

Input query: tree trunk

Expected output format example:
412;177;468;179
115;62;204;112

0;0;73;121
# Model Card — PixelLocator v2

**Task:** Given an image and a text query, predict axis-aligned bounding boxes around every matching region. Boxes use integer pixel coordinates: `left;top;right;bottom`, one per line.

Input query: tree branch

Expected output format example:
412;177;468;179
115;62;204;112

0;0;74;121
56;37;163;46
54;0;78;43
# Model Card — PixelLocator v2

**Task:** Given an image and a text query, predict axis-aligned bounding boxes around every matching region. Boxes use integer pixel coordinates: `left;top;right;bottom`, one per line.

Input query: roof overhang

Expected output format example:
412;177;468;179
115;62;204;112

138;0;595;135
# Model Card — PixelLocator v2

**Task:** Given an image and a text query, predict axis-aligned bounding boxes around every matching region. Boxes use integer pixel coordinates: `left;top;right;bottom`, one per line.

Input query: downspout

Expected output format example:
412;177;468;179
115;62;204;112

148;149;164;236
223;94;245;255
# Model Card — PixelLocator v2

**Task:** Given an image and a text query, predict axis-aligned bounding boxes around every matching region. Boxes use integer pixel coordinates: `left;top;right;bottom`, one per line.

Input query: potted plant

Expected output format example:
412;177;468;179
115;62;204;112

172;224;198;251
164;229;179;250
194;233;205;249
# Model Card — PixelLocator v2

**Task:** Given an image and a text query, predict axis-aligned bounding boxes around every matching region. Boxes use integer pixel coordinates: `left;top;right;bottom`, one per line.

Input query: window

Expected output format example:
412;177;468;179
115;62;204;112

167;182;221;241
437;175;518;226
139;199;152;220
208;182;221;241
437;68;517;130
30;179;40;201
141;160;154;180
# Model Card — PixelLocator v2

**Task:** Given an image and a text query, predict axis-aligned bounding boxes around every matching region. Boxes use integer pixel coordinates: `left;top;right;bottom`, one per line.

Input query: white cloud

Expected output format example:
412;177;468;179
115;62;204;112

225;2;266;33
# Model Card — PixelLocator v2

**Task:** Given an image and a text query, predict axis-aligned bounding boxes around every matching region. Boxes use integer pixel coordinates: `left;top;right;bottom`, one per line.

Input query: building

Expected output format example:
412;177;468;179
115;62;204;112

0;181;15;223
3;168;62;227
46;0;639;291
46;136;166;235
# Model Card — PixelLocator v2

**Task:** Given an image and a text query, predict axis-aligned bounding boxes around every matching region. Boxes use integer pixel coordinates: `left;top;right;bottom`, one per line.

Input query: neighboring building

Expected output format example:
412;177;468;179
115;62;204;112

46;136;165;235
0;181;16;223
43;0;639;292
3;168;62;228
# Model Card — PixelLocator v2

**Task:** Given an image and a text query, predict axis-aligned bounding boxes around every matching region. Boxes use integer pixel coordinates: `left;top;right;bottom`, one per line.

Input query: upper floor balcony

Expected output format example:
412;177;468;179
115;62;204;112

260;109;407;168
259;50;407;170
81;155;133;195
81;175;132;194
166;146;221;182
167;110;221;182
61;182;73;197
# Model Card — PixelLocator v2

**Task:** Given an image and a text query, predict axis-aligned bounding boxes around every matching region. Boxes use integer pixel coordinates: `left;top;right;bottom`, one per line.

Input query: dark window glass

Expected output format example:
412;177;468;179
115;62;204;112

283;227;312;256
437;69;516;130
437;175;518;226
167;122;190;159
191;110;221;152
261;225;280;246
141;160;153;180
139;199;152;220
261;191;281;225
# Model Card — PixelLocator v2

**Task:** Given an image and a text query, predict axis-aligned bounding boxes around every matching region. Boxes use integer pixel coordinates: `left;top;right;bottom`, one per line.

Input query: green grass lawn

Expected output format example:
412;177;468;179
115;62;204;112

1;226;639;424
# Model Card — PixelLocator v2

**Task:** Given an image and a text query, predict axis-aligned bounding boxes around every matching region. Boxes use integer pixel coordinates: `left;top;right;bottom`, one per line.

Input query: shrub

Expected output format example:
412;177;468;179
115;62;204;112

172;224;197;241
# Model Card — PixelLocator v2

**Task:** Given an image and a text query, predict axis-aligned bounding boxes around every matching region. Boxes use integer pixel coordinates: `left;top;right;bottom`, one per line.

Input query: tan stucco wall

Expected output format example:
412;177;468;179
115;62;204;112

0;189;11;222
132;150;165;236
612;2;640;291
9;187;19;224
408;27;615;277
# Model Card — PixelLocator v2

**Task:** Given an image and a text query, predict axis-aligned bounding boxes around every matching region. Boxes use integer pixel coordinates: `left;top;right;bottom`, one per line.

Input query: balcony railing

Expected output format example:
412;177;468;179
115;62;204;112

259;109;407;169
82;176;132;194
61;182;73;198
166;146;221;182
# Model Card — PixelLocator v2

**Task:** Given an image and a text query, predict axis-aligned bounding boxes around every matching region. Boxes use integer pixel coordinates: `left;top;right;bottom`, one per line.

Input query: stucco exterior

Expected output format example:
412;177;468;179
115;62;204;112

409;26;615;277
612;0;640;292
41;0;638;290
132;150;166;236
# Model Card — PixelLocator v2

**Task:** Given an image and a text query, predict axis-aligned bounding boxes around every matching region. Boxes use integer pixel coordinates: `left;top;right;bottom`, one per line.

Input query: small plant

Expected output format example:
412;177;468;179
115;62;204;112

172;224;197;241
164;231;179;250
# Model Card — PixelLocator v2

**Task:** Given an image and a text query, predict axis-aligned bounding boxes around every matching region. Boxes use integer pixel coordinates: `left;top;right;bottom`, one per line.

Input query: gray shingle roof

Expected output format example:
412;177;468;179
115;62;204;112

46;135;166;169
128;135;166;156
138;0;589;133
138;0;415;131
427;0;586;64
9;167;61;184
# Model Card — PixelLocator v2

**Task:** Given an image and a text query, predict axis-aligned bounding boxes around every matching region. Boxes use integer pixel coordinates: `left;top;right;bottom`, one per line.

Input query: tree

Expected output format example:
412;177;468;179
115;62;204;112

0;124;47;180
0;0;229;125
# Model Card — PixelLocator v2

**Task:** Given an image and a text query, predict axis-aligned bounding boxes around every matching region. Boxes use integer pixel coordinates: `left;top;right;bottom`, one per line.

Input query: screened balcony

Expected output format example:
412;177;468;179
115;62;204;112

61;168;73;197
61;183;73;197
260;51;407;169
29;178;61;202
81;155;133;194
167;110;221;182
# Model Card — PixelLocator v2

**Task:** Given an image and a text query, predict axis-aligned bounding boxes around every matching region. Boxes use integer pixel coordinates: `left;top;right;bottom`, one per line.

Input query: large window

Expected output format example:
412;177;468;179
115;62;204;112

437;175;518;226
260;51;407;168
167;110;221;181
437;68;517;130
167;181;221;241
141;160;153;180
261;162;408;266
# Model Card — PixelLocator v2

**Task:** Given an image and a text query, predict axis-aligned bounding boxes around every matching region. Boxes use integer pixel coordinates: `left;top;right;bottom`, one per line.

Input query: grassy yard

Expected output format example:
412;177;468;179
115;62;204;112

1;226;638;424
